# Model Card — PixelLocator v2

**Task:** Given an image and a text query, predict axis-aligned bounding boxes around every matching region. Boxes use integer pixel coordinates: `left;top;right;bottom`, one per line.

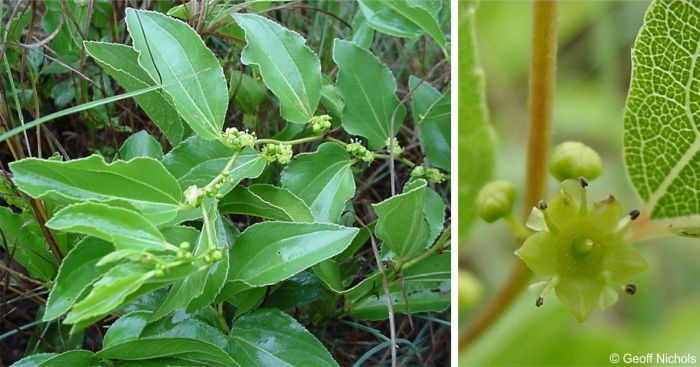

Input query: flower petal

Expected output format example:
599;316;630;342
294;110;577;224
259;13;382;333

604;241;648;282
555;276;604;322
515;232;558;276
589;195;622;232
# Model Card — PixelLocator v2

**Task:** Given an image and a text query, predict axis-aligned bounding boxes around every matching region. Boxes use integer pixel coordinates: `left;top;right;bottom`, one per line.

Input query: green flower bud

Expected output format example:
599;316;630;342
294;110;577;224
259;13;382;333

154;268;164;277
212;249;223;261
411;165;426;178
549;141;602;182
184;252;193;261
476;180;516;223
458;270;483;310
309;114;332;134
515;179;648;322
179;241;191;251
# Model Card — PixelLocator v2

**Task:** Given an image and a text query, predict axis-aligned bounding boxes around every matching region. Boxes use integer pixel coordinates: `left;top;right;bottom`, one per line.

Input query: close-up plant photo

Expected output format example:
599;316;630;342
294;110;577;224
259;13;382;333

459;0;700;366
0;1;451;366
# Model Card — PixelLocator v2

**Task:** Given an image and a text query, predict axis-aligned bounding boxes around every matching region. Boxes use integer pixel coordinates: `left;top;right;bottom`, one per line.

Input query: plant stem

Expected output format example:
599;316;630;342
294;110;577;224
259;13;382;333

254;135;323;145
458;0;558;351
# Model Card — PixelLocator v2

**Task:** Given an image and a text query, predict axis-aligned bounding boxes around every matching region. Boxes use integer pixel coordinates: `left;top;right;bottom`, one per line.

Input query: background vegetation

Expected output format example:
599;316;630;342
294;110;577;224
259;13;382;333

459;1;700;365
0;1;451;366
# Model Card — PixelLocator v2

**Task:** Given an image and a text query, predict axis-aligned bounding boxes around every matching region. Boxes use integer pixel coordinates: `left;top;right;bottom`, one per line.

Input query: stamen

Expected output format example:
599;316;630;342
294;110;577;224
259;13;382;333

540;204;559;234
624;284;637;295
578;177;588;216
579;176;589;188
629;209;640;220
536;297;544;307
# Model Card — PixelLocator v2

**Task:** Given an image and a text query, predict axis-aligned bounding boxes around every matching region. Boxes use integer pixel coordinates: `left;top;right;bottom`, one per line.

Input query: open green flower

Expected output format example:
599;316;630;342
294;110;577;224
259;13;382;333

515;179;648;322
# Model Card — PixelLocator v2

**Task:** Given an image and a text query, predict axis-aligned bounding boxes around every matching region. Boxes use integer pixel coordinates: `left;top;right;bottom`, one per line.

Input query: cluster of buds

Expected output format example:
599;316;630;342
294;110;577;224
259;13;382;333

410;165;445;184
309;114;332;134
262;143;293;164
182;168;237;207
222;127;256;151
385;137;403;157
346;139;374;163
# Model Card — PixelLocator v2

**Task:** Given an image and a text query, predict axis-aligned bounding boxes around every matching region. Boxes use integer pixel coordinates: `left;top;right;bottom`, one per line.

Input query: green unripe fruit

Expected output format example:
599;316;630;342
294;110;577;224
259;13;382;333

212;249;223;261
476;180;516;223
549;141;602;182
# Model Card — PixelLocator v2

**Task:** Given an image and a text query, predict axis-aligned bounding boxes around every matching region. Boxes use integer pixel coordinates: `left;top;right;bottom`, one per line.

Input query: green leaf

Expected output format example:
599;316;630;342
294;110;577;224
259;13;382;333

229;222;359;287
373;179;431;259
64;262;154;324
43;237;113;321
101;311;236;366
409;75;441;118
229;70;268;114
358;0;447;56
267;271;325;309
47;202;170;252
228;309;339;367
118;130;164;160
409;77;451;172
313;259;343;293
84;41;184;145
233;13;321;124
219;184;314;222
281;143;355;223
125;9;227;140
9;155;182;225
101;339;237;367
0;207;56;281
351;11;374;49
151;203;225;320
162;135;265;190
333;39;405;149
458;1;495;237
623;0;700;228
320;75;344;123
18;350;95;367
102;311;150;348
349;281;450;320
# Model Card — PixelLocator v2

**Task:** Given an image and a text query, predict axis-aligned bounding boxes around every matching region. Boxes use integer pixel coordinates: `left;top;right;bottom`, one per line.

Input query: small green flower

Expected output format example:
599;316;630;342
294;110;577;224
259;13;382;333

222;127;256;151
385;137;403;157
425;168;445;184
262;143;293;164
309;114;332;133
183;185;204;207
515;179;648;322
346;139;375;163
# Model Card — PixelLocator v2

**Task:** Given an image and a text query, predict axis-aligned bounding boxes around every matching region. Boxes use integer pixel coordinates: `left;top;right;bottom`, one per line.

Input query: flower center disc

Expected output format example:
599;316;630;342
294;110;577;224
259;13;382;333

571;237;594;258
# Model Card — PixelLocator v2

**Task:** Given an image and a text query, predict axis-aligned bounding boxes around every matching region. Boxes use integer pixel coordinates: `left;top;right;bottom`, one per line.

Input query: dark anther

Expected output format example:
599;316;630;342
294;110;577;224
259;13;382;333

579;176;589;188
625;284;637;295
535;297;544;307
538;200;547;210
629;209;641;220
